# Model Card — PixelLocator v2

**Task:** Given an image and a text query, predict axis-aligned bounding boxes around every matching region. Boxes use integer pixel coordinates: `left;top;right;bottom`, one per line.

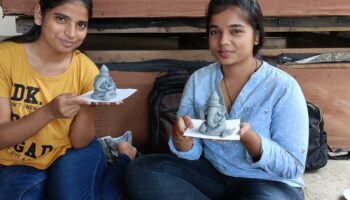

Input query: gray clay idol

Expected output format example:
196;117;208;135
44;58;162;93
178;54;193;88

92;65;118;101
198;92;233;137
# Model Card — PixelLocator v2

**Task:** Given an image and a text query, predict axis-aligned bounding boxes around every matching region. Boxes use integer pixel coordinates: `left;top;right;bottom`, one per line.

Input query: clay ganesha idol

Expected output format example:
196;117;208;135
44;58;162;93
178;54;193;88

92;64;118;101
198;92;233;137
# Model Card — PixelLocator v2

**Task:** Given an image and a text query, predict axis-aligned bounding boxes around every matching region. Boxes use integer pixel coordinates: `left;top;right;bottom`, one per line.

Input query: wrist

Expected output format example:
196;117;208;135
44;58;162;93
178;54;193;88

42;105;55;121
172;136;193;151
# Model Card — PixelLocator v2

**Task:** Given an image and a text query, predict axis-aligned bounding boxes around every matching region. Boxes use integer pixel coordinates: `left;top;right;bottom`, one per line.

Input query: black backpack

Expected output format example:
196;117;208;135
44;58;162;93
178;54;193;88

305;102;328;171
148;72;193;153
148;73;329;171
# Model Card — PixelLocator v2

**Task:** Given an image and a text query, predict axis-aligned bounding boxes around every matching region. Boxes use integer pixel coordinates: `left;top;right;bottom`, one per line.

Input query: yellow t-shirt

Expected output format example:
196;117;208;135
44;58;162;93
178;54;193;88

0;42;99;169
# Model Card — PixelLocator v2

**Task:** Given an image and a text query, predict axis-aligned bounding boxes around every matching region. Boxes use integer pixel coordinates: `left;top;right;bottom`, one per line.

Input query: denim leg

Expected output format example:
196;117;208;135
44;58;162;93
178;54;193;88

126;154;230;200
47;139;107;200
226;177;304;200
102;154;131;200
0;165;47;200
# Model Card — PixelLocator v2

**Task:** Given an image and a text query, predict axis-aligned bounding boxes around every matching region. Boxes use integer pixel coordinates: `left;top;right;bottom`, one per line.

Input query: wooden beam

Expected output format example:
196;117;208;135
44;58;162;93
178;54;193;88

85;49;350;63
3;0;350;17
16;17;350;34
278;63;350;69
260;48;350;57
265;27;350;33
85;50;216;63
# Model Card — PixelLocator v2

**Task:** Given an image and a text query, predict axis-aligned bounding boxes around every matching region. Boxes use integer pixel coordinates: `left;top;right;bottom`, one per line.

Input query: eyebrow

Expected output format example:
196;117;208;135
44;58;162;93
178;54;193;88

208;24;244;29
53;13;88;24
54;13;70;19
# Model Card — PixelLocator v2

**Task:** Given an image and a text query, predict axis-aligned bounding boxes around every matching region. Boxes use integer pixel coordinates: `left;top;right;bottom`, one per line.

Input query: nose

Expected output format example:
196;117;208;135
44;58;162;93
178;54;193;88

219;32;229;46
64;23;76;38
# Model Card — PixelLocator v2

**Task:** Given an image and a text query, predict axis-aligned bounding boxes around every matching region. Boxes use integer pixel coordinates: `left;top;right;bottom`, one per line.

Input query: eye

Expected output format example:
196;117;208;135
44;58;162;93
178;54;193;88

209;29;220;37
55;15;66;23
230;29;242;35
77;22;88;30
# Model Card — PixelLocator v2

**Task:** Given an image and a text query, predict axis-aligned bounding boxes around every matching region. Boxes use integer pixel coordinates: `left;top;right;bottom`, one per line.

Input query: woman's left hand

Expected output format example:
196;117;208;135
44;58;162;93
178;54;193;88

239;123;262;161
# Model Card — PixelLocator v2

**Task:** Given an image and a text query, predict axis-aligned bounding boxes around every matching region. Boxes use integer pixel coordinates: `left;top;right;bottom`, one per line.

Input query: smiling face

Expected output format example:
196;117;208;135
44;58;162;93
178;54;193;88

208;6;257;67
34;0;89;54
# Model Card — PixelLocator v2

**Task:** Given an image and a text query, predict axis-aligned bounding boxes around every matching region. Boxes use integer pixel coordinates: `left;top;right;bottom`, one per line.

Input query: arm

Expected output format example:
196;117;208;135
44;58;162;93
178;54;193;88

69;105;95;149
240;123;262;161
171;115;194;151
0;97;55;149
0;94;90;150
248;81;308;179
168;75;203;160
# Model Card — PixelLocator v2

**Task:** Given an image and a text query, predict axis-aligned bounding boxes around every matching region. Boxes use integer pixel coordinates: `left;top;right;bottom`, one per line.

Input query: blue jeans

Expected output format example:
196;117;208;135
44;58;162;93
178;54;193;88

126;154;304;200
0;139;131;200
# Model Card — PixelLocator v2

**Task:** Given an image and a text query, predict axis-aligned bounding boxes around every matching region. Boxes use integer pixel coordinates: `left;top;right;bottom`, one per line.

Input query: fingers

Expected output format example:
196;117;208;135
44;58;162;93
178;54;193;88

90;100;123;106
239;123;251;135
49;93;86;118
173;115;193;137
182;115;194;129
72;97;90;105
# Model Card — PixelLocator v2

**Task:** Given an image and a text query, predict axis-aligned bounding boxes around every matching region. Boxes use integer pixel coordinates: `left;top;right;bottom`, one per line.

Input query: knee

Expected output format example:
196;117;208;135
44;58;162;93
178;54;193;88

126;155;171;186
126;155;164;177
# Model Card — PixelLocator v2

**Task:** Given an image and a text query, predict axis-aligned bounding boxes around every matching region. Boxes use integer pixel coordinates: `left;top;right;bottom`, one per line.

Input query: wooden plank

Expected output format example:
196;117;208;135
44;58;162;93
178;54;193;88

278;63;350;69
283;68;350;149
85;49;350;63
15;16;350;34
265;27;350;33
2;0;350;17
260;48;350;57
85;50;216;63
259;0;350;17
94;71;166;149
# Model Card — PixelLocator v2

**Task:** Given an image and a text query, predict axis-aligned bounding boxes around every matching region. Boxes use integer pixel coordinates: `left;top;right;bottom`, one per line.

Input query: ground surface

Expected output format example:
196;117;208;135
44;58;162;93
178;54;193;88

303;159;349;200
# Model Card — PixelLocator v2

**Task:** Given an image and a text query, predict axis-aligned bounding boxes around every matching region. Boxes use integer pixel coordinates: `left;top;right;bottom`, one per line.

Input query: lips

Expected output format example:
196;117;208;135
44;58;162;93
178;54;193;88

218;49;233;58
60;39;75;48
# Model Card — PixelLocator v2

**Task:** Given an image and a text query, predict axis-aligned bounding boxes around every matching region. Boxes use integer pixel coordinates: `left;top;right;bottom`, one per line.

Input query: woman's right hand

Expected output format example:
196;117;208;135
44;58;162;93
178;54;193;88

172;115;194;151
45;93;89;120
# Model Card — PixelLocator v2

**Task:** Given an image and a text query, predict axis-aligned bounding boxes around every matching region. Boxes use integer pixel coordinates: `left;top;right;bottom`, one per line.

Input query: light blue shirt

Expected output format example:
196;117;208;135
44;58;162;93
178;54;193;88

169;61;309;188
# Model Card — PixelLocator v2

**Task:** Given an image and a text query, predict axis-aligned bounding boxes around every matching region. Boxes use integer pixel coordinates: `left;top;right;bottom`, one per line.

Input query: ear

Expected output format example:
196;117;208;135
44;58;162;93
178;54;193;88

254;33;260;45
33;4;43;26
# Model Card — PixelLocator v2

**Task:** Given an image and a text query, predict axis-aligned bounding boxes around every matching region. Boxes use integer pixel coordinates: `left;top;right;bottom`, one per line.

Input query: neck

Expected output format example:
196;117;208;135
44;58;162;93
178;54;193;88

31;38;71;63
24;40;72;77
221;57;258;82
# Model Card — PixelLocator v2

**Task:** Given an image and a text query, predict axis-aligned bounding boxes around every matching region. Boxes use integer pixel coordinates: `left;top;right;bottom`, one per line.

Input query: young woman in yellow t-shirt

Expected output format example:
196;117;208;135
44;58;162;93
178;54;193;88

0;0;136;199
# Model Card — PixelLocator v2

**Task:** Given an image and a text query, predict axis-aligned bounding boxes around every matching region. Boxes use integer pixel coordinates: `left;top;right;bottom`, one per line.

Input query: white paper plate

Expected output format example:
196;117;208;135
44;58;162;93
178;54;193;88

344;188;350;200
184;119;240;140
79;88;137;103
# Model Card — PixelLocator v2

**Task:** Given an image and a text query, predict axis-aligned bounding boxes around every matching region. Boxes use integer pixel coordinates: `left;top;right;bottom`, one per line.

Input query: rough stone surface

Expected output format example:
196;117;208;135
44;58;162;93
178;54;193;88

303;160;349;200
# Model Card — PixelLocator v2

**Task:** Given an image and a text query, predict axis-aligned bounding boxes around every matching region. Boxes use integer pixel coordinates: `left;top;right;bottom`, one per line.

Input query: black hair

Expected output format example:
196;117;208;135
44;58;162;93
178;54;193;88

7;0;92;43
206;0;264;56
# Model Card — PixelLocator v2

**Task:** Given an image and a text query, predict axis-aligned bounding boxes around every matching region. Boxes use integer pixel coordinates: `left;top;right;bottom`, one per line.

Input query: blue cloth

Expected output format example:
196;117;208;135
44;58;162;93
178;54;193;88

126;154;304;200
0;139;131;200
169;61;309;188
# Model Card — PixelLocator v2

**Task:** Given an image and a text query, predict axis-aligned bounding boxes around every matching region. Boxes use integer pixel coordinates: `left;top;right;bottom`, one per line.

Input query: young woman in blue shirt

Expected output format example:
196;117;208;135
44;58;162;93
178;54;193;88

126;0;308;199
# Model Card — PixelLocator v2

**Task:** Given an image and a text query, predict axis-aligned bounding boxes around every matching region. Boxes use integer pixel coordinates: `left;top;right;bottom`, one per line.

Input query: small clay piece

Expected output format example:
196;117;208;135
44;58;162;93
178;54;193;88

92;64;117;101
199;92;233;137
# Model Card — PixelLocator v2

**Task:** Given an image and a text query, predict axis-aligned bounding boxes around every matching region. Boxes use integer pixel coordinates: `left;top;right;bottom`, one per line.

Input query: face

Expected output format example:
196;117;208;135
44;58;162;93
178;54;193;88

208;6;257;67
34;1;89;53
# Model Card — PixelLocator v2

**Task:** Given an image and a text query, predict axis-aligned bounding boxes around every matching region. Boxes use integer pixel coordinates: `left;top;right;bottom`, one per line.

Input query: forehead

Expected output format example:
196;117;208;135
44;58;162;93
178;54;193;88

46;1;88;20
209;6;250;27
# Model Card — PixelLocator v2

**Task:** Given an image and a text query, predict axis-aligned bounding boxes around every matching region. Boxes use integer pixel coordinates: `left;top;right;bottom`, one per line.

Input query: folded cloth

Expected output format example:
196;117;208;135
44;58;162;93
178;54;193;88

98;131;133;163
328;147;350;160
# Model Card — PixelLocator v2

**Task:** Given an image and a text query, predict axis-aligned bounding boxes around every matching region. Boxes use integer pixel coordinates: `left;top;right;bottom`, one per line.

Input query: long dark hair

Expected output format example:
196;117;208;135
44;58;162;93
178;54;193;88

7;0;93;43
206;0;264;56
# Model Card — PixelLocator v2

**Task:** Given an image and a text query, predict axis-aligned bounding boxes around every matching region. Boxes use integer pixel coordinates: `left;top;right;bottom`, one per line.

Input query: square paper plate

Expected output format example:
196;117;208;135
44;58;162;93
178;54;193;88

184;119;240;140
79;88;137;103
